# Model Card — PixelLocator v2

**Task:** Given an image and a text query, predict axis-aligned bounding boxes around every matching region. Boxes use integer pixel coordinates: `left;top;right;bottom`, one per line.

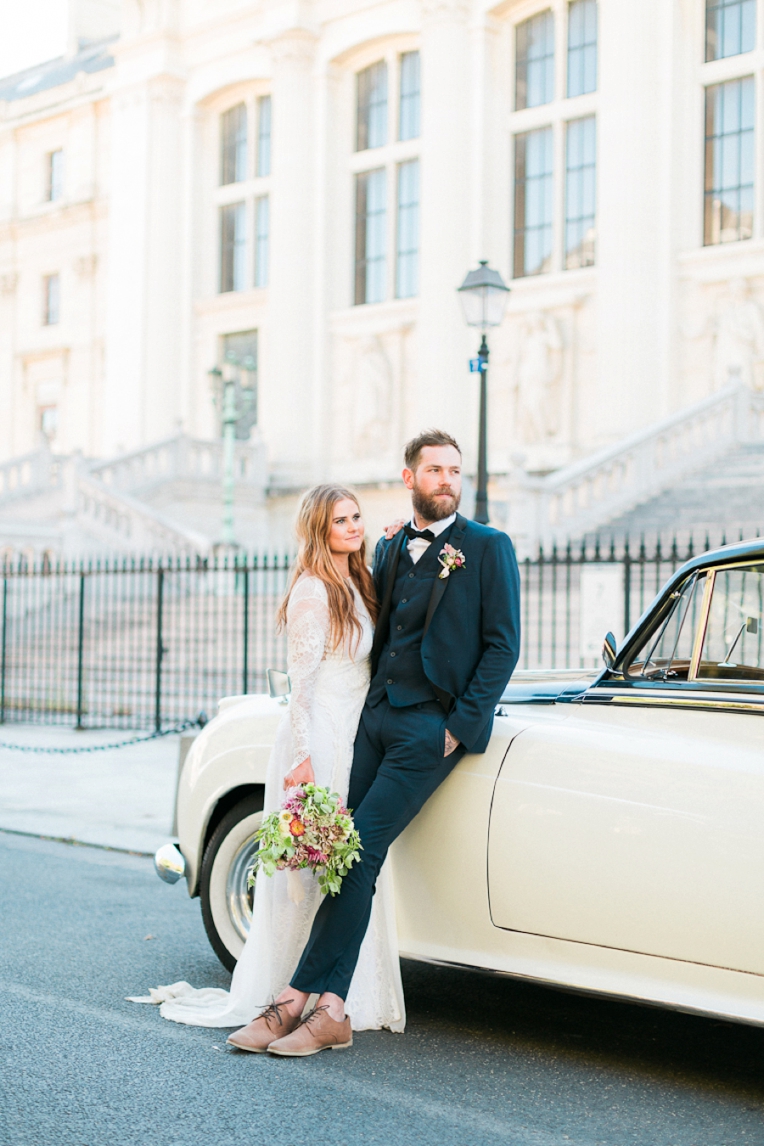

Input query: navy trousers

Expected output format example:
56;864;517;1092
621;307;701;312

291;697;466;1000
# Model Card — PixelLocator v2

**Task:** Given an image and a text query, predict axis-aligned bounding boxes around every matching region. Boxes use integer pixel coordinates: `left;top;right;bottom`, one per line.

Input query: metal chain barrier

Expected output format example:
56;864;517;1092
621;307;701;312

0;713;208;754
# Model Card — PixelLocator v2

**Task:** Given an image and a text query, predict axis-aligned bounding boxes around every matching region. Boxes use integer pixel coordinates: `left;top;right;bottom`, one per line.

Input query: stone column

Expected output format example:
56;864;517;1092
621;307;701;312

102;39;185;455
265;28;318;487
416;0;473;454
594;0;674;440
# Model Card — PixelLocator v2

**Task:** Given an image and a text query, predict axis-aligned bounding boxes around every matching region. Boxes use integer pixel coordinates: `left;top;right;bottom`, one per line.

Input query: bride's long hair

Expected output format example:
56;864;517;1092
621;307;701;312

277;484;379;649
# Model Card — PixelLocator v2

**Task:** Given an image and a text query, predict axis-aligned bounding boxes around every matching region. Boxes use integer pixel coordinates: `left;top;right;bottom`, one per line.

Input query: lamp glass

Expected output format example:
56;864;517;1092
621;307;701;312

457;263;510;330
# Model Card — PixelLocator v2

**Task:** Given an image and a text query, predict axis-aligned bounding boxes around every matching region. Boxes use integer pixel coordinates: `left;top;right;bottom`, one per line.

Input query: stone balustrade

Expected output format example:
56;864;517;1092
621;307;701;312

89;433;267;494
0;445;61;502
77;475;209;554
501;384;764;553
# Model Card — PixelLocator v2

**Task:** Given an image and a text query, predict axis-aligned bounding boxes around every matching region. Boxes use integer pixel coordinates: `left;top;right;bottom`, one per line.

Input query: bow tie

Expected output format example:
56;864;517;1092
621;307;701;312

403;524;435;542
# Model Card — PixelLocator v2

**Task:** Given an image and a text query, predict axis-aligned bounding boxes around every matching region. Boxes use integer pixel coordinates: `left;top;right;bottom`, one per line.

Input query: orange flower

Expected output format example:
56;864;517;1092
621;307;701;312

289;817;306;837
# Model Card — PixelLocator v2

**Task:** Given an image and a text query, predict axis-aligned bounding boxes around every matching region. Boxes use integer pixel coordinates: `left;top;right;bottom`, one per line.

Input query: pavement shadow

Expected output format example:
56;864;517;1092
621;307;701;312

400;958;764;1102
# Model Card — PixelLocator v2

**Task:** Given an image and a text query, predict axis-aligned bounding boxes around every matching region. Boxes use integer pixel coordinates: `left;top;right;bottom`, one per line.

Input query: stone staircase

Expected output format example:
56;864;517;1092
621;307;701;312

496;383;764;555
0;433;268;560
594;441;764;547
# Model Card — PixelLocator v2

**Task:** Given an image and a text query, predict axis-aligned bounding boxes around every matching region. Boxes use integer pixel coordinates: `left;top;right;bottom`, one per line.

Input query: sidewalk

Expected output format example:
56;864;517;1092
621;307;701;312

0;724;182;854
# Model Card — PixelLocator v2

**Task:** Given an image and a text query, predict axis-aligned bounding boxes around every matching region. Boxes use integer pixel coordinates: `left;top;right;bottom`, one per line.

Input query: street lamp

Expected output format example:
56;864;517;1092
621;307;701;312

208;354;257;547
457;260;511;525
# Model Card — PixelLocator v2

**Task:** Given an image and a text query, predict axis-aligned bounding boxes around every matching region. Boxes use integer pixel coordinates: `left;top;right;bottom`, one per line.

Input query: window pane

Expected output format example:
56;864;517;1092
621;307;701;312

355;168;387;304
399;51;421;141
516;10;555;111
626;574;707;681
567;0;597;97
48;150;64;201
698;565;764;681
706;0;755;61
396;159;419;298
704;77;754;245
356;61;388;151
257;95;271;177
514;127;554;277
221;103;248;185
220;202;247;292
254;196;269;288
43;274;60;325
565;116;596;268
221;330;258;437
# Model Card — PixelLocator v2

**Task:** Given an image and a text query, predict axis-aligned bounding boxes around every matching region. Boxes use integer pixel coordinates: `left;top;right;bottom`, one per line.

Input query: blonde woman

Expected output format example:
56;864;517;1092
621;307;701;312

149;486;406;1036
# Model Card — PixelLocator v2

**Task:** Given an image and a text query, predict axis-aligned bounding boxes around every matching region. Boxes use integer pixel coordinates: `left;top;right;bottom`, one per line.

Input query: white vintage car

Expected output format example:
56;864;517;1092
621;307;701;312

156;539;764;1028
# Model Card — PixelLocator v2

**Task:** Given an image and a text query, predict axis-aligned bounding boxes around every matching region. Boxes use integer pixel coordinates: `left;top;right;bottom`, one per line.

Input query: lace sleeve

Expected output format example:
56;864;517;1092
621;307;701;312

286;577;331;767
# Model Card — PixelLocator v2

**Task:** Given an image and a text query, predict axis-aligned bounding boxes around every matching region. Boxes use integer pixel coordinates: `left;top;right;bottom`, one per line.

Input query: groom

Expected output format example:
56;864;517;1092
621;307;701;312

230;429;521;1055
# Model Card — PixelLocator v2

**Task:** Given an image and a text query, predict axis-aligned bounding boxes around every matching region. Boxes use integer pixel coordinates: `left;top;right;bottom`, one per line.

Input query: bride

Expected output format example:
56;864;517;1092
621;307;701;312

134;484;405;1039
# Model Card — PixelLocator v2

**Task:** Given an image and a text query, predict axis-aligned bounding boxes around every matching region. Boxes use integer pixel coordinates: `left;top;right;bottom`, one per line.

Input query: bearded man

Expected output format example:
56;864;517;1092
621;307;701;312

231;429;521;1055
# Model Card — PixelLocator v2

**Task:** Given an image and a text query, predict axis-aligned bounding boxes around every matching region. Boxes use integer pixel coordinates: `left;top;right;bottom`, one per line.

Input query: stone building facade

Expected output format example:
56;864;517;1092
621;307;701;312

2;0;764;512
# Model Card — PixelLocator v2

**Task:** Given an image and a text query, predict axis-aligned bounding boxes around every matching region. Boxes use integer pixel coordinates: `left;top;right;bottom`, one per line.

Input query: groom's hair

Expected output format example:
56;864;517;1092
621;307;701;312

404;430;462;471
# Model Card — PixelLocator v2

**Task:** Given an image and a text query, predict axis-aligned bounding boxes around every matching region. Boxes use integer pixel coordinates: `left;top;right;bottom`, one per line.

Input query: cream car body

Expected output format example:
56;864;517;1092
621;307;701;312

164;540;764;1027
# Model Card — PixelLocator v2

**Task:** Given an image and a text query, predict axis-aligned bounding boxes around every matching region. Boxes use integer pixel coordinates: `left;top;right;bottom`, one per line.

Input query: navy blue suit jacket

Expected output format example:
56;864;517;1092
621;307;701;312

371;514;521;754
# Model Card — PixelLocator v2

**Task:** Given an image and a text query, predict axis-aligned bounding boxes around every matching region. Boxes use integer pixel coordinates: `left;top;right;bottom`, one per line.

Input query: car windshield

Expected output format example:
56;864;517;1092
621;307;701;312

697;564;764;682
626;572;705;680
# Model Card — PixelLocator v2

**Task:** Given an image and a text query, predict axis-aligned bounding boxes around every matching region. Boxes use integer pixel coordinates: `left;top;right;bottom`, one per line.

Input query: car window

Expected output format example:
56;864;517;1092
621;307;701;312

697;564;764;682
626;573;707;681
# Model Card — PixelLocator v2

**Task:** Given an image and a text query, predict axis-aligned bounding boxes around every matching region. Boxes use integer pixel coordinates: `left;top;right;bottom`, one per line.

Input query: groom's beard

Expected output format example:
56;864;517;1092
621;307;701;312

411;481;461;523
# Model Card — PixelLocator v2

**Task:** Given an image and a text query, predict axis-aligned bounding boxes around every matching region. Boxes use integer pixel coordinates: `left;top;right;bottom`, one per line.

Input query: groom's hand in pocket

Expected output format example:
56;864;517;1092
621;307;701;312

284;757;315;790
444;730;461;757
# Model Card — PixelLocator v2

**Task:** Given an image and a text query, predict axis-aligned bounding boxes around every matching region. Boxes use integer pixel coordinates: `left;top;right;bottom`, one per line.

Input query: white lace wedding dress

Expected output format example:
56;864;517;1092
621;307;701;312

131;573;406;1033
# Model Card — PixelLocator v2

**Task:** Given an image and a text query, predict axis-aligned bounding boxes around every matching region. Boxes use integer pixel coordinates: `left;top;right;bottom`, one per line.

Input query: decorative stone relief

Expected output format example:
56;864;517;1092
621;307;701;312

712;278;764;392
352;336;394;459
73;255;98;278
122;0;179;37
514;311;564;443
682;276;764;398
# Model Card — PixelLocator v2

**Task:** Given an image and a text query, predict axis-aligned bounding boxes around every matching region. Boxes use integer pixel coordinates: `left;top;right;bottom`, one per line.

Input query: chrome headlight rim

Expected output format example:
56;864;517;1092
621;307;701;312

154;842;186;884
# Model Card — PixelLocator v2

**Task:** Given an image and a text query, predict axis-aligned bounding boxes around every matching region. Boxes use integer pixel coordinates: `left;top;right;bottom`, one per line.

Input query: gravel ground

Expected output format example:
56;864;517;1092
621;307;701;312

2;829;764;1146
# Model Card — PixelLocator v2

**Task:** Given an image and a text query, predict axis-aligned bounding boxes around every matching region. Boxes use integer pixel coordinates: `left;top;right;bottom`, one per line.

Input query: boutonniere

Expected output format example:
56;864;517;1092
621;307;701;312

438;543;466;580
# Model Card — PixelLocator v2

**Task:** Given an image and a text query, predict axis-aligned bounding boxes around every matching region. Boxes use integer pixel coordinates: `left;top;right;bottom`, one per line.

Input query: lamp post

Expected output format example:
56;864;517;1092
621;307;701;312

457;260;510;525
208;354;257;547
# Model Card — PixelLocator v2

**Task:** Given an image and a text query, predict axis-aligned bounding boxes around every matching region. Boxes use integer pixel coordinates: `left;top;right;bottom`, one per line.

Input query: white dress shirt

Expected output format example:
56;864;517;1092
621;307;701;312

406;512;457;565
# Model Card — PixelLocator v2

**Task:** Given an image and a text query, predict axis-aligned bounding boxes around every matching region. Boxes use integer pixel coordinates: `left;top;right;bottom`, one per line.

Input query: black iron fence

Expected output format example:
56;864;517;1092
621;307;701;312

0;535;752;729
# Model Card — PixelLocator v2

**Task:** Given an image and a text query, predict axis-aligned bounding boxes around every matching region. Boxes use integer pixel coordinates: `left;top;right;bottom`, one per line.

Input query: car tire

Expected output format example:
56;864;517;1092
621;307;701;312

199;794;264;972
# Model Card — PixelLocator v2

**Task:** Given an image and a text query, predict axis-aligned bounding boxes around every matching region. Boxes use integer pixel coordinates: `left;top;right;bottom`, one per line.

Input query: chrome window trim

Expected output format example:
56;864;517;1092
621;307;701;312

587;557;764;708
689;569;715;680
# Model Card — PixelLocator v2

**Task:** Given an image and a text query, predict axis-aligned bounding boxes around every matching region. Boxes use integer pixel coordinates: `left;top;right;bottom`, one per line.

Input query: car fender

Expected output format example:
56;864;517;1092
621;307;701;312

177;694;284;895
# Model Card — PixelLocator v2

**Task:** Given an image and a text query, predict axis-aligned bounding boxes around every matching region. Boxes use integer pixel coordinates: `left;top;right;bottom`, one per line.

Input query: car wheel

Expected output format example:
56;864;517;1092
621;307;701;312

200;794;264;972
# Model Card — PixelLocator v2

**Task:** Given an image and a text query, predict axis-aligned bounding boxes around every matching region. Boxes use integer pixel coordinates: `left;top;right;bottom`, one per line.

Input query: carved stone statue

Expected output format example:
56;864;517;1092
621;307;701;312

515;311;564;443
712;278;764;392
352;336;393;458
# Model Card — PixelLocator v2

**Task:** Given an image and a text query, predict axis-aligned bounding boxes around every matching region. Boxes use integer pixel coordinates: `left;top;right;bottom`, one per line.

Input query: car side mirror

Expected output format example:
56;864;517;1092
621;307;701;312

267;669;291;704
602;631;617;670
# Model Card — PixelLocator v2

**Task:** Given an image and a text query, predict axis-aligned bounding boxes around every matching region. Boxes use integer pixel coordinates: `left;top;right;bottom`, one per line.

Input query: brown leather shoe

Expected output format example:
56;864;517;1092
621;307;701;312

267;1004;353;1057
226;1000;302;1053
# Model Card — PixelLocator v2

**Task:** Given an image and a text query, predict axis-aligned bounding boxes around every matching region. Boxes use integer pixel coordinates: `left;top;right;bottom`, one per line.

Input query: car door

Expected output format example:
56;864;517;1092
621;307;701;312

488;559;764;975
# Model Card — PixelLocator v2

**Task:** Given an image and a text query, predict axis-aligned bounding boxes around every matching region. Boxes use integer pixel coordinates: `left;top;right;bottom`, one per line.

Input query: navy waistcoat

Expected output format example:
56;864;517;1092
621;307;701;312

367;525;454;708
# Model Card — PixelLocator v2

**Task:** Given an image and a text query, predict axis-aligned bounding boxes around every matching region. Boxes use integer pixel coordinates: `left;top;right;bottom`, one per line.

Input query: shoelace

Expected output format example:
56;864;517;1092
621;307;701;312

257;998;294;1029
298;1003;331;1032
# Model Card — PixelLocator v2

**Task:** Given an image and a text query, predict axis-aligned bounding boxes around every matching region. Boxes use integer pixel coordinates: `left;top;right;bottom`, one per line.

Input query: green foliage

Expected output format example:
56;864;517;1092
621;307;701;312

247;783;362;897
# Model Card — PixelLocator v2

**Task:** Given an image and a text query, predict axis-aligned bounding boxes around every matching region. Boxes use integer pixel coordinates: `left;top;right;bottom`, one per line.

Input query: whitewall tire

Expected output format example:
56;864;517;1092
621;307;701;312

199;795;263;972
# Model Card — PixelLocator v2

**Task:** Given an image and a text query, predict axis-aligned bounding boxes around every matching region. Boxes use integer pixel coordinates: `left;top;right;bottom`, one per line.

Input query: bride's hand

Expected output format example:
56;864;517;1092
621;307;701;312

383;518;407;540
284;757;315;790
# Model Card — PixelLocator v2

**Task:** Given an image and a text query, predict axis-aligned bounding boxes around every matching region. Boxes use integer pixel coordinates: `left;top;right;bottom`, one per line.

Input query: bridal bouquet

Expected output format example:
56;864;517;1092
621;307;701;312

248;784;361;898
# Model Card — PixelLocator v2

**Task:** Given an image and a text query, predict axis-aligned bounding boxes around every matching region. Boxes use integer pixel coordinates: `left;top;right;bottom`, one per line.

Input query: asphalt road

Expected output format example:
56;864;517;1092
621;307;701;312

2;830;764;1146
